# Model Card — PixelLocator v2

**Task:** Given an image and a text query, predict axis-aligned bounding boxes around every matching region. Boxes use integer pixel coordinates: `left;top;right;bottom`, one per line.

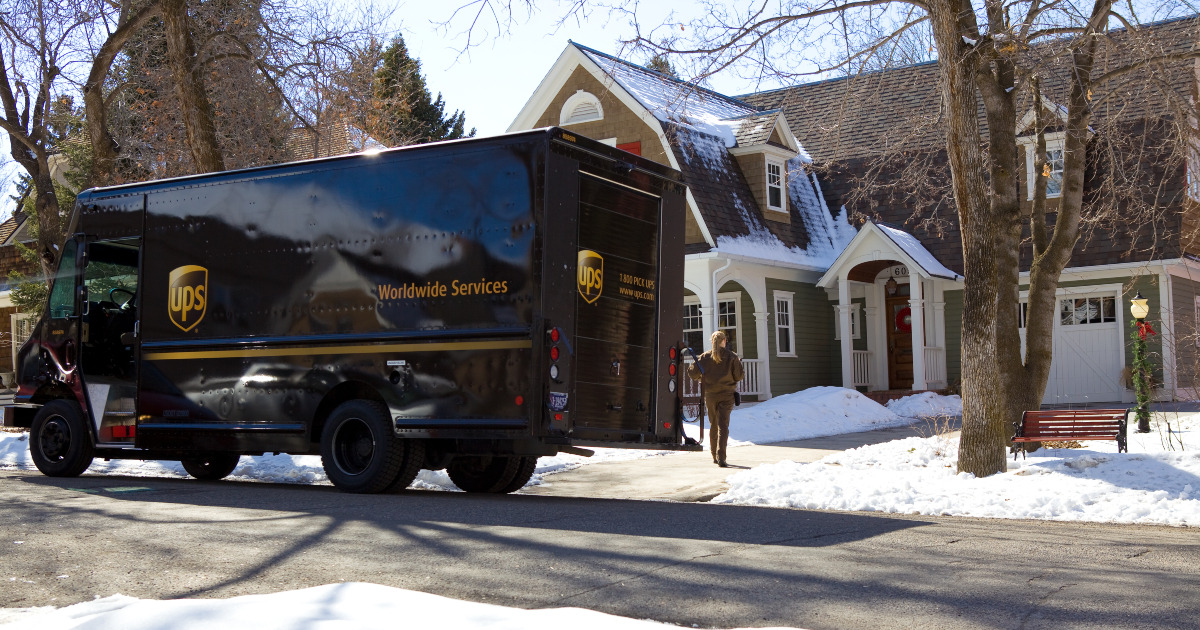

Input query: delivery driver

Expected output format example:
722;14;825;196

687;330;744;467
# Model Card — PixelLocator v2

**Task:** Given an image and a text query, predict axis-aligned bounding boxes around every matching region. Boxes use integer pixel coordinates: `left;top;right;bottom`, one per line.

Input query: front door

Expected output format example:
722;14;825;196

886;291;915;390
80;238;141;445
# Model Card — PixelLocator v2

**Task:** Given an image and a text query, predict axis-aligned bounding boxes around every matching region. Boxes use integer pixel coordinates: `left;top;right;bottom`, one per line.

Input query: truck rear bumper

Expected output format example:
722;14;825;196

566;439;703;452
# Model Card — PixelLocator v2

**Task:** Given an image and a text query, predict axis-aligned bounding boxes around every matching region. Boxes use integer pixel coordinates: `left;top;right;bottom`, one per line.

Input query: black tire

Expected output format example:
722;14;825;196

30;400;94;477
320;400;407;494
383;438;426;493
447;455;522;493
495;456;538;494
181;453;241;480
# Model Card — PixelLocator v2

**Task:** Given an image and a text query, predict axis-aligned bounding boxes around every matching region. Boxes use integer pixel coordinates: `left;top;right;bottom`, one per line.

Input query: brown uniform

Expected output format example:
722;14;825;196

686;347;744;464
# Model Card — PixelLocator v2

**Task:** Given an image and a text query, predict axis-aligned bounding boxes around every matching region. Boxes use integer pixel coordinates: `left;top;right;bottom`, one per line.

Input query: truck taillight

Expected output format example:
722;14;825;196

550;328;560;343
669;364;676;376
550;347;560;362
669;347;677;360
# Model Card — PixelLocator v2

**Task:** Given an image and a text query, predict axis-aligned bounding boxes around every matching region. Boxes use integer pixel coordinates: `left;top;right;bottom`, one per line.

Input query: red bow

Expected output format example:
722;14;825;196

1137;321;1157;340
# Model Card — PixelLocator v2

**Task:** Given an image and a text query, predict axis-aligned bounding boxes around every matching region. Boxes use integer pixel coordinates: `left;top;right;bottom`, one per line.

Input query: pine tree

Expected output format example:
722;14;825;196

646;53;677;78
373;36;474;145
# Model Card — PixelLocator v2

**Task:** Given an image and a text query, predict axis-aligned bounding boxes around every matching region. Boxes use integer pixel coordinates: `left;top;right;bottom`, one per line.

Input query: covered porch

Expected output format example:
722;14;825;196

816;222;963;392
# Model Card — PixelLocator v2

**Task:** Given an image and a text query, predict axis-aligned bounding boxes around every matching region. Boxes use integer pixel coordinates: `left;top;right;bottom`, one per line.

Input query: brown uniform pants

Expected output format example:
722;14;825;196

706;396;734;463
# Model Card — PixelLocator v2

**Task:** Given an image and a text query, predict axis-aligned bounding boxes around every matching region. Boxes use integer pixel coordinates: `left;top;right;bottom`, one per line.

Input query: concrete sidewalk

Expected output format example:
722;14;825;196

522;422;950;502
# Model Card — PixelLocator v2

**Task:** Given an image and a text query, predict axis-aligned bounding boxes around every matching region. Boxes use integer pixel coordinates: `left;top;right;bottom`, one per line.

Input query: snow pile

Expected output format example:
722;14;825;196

722;386;914;444
875;223;961;280
885;392;963;419
0;582;805;630
713;414;1200;526
0;432;688;491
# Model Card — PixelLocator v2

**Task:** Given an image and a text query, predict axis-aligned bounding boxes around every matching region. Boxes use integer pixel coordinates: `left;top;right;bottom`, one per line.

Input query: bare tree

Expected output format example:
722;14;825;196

445;0;1200;476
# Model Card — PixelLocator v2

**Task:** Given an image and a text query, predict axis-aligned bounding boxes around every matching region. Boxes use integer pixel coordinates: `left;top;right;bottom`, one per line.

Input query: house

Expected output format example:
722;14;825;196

513;17;1200;405
510;41;965;403
0;212;39;379
743;15;1200;404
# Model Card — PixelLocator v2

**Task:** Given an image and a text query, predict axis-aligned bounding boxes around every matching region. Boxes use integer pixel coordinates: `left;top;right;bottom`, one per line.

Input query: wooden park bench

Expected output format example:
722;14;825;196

1011;409;1130;459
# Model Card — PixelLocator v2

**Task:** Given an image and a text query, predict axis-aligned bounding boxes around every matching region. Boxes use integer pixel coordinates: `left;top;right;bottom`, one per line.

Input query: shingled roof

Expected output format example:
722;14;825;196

743;15;1200;162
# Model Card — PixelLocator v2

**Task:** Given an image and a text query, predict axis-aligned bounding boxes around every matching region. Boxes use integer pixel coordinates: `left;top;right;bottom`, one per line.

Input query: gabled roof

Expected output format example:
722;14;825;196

816;220;962;287
0;212;29;247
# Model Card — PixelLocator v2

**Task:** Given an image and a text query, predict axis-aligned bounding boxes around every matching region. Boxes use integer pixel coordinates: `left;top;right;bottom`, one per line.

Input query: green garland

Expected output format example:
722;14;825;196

1129;319;1153;432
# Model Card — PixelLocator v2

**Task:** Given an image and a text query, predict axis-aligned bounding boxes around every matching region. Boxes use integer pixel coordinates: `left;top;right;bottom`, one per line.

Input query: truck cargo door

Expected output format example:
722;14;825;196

572;174;660;435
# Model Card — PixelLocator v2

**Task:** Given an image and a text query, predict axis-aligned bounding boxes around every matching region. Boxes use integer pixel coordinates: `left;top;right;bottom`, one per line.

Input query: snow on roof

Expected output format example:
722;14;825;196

573;43;759;147
876;222;962;280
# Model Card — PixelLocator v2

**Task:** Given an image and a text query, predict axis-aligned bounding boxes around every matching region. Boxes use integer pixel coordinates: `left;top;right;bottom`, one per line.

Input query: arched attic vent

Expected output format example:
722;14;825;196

560;90;604;125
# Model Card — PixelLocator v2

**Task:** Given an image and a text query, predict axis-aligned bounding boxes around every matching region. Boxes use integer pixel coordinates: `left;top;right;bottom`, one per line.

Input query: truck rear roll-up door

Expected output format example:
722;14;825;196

573;174;660;433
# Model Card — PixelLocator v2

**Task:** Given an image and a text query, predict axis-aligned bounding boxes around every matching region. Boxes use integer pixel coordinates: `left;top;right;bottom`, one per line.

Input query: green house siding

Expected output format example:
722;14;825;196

944;289;962;386
1172;274;1200;391
765;278;837;396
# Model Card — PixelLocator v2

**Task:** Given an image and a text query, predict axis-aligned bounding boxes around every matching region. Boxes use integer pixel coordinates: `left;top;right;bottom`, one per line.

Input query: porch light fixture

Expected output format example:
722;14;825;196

885;277;897;296
1130;292;1150;320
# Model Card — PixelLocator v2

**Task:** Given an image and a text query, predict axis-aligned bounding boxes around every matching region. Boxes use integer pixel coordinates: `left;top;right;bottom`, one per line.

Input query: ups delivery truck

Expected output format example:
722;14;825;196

3;128;699;493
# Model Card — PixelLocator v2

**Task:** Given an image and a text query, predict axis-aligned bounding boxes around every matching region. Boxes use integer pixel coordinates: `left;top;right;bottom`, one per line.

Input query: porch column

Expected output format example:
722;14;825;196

839;275;854;388
698;307;714;351
910;278;926;391
864;306;879;390
754;311;772;399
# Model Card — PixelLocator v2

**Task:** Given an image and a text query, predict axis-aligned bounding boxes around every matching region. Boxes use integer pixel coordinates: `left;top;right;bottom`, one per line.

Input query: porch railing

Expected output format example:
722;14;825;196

682;358;764;398
852;350;872;387
924;346;947;387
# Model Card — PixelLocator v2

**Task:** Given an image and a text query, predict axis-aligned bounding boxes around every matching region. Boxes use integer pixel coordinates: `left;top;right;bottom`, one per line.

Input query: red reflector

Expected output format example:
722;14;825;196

669;347;677;360
129;426;136;437
550;347;559;362
555;413;563;421
669;364;677;376
112;426;125;438
664;422;672;429
515;396;524;406
550;328;560;342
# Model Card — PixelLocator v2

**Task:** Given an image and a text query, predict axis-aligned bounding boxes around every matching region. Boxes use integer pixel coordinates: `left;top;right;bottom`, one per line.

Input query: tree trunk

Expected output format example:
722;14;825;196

926;1;1009;477
84;3;161;187
160;0;225;173
30;156;64;284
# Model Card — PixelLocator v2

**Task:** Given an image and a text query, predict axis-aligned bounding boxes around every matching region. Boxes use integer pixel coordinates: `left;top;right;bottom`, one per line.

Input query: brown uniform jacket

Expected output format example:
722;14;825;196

686;347;744;398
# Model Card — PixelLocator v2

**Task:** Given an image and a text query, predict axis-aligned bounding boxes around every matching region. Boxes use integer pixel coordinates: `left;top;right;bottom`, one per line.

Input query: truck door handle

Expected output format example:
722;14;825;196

608;404;622;412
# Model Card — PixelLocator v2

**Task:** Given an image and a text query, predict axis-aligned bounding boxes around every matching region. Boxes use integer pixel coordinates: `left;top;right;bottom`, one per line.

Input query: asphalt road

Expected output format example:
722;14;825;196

2;470;1199;630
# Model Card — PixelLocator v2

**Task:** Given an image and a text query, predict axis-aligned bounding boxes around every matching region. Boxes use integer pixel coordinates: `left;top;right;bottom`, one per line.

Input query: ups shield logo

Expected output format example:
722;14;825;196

168;265;207;332
577;250;603;304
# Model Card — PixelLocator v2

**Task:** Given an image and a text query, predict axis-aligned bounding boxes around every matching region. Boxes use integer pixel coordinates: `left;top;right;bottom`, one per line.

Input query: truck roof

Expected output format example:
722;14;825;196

76;127;683;202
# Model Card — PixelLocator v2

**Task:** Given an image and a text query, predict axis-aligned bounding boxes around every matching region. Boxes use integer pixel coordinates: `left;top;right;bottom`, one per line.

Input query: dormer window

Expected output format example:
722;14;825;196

560;90;604;125
1023;136;1065;199
766;158;785;210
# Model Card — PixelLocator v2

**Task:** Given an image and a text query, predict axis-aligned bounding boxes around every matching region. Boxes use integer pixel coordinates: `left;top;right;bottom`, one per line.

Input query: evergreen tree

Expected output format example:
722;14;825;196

646;53;677;78
373;36;474;145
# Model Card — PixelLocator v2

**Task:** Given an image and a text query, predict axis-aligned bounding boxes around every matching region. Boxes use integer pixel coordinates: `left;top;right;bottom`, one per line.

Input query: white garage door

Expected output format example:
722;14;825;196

1021;293;1125;405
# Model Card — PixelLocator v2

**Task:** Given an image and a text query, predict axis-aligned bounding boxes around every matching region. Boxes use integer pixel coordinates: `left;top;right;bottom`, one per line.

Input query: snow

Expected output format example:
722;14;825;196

0;430;696;491
886;392;963;418
714;413;1200;526
876;223;961;280
719;386;923;444
713;164;855;270
0;582;805;629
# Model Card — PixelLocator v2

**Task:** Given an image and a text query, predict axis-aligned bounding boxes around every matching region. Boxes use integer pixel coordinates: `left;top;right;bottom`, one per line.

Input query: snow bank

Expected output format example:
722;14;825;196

885;392;962;419
0;582;804;630
714;414;1200;526
720;386;916;444
0;432;685;492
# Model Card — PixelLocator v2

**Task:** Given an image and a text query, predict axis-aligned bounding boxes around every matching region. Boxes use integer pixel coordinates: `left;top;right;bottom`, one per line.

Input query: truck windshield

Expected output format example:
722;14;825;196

48;246;77;318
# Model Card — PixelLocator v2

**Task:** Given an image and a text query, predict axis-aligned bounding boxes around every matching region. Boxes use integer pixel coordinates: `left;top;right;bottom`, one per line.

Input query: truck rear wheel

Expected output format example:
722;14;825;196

447;455;522;493
30;400;94;478
181;453;241;480
320;400;408;494
495;456;538;494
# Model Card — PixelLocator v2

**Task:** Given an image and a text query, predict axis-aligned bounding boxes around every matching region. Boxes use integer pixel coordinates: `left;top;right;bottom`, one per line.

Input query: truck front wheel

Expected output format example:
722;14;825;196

320;400;409;494
30;400;94;477
182;453;241;480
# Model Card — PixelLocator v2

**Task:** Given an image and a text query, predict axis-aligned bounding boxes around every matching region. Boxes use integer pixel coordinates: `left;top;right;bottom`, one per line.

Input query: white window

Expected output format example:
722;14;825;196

718;297;738;353
1025;138;1065;199
832;303;861;340
1193;295;1200;347
683;301;704;352
766;158;785;210
560;90;604;125
774;291;795;357
1059;296;1117;326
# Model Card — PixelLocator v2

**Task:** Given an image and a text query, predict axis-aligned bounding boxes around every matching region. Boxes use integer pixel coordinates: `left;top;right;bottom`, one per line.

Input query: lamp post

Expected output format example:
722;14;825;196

1129;291;1153;433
